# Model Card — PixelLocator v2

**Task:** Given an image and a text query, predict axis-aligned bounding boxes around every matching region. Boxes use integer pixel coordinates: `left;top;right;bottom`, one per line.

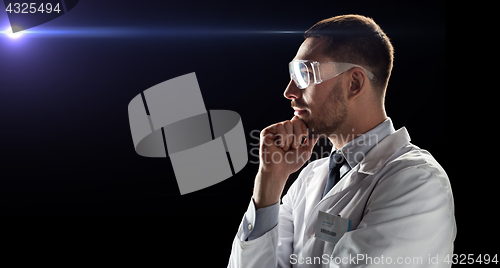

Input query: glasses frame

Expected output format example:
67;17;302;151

289;60;376;89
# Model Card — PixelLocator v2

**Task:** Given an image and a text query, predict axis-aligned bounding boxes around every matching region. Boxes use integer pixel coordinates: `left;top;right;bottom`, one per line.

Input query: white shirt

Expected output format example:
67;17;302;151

228;120;456;267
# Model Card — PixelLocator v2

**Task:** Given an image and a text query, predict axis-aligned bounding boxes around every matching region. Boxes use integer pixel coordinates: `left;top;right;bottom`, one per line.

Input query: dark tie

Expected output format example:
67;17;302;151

322;151;350;198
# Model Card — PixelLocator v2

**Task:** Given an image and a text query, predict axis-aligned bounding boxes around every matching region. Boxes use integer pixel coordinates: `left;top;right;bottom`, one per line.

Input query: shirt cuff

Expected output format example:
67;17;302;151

240;198;280;241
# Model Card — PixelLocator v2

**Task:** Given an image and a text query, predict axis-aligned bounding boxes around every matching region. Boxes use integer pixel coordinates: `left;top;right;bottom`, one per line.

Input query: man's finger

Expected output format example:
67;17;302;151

275;123;287;149
291;116;309;145
291;119;304;149
282;120;293;151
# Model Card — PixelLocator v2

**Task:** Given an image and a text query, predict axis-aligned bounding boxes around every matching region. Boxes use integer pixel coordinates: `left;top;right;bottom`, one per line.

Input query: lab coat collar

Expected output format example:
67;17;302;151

334;118;395;170
309;127;410;176
357;127;411;175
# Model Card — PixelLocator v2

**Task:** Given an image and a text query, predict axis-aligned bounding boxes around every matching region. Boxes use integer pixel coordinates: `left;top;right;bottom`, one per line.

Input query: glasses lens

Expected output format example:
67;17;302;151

289;61;310;89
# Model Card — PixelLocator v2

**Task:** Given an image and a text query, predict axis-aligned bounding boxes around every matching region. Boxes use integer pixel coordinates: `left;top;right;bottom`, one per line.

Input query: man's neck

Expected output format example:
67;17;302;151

328;114;387;150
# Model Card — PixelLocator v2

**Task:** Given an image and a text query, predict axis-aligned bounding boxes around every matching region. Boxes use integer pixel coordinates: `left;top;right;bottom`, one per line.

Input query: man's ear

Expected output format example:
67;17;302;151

347;68;366;100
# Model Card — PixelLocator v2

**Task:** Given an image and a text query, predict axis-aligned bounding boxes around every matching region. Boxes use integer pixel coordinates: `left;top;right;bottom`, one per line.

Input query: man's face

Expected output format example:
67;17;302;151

284;37;348;137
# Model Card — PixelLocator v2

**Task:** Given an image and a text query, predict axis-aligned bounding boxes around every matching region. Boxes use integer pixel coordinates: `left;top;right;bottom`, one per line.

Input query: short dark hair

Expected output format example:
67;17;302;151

304;14;394;97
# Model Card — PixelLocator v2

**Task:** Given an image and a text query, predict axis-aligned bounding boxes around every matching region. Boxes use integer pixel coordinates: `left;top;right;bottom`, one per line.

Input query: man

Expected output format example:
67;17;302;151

228;15;455;267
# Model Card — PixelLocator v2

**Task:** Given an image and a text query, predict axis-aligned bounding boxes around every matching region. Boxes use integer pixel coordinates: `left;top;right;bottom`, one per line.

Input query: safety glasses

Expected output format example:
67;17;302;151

289;60;376;89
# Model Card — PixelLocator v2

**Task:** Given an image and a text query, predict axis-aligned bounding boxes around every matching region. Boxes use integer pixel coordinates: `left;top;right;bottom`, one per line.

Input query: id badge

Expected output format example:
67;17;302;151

314;210;351;244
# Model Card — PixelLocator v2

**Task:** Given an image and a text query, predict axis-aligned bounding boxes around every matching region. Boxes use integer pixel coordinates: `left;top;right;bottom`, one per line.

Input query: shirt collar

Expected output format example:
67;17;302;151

332;117;395;169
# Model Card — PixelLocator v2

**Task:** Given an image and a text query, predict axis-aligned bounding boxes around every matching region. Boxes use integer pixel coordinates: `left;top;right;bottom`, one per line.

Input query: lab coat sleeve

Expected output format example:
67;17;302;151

245;201;280;241
331;160;456;267
227;199;280;268
228;163;314;268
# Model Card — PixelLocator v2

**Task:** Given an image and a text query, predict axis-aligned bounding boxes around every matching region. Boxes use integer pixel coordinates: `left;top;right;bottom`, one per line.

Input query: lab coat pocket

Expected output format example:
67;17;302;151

323;220;360;251
325;220;359;247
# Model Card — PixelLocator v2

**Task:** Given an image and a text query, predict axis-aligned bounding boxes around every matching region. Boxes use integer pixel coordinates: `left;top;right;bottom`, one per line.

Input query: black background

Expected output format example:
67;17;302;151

0;0;486;266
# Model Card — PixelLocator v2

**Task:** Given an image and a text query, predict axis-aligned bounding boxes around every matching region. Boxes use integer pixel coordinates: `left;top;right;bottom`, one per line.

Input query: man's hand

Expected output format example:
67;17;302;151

253;116;319;209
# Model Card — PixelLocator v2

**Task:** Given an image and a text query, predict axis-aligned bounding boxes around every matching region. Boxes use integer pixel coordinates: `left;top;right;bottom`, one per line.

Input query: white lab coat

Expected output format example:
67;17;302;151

228;127;456;267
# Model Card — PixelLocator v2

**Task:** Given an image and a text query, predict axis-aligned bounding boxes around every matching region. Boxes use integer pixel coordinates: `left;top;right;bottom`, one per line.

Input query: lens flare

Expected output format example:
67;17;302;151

5;27;22;39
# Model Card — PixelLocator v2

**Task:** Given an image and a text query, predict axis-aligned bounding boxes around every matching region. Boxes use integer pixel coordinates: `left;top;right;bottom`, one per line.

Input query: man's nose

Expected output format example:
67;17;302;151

284;80;302;100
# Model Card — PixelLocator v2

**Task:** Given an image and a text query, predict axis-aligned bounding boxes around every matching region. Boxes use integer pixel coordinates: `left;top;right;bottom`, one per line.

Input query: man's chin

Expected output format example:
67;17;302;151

298;117;328;138
304;123;322;138
307;132;329;139
305;123;333;139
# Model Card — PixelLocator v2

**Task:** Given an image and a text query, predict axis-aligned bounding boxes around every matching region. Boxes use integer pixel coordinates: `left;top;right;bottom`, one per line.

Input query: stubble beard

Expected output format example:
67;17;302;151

307;78;348;139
